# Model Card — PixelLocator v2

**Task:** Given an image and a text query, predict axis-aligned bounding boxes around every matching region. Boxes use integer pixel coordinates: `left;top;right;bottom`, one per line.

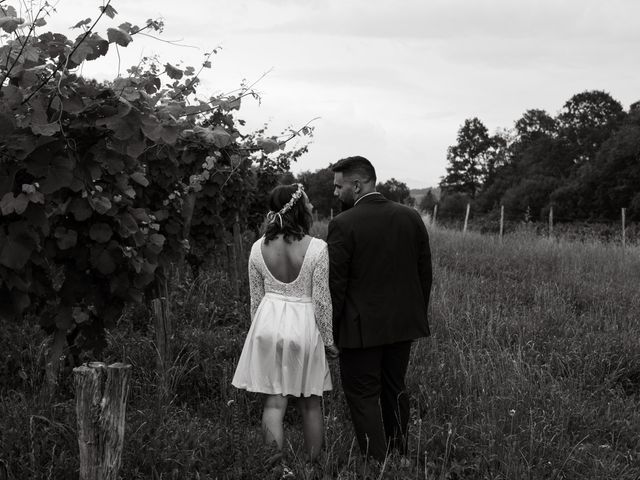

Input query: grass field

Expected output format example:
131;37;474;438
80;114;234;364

1;223;639;479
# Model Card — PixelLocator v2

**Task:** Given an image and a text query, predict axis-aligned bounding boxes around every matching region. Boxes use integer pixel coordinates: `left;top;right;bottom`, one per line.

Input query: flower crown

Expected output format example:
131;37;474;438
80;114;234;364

266;183;305;228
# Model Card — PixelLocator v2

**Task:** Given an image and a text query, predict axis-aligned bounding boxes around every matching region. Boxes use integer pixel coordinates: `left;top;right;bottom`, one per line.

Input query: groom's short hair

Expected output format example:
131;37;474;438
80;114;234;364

332;156;377;184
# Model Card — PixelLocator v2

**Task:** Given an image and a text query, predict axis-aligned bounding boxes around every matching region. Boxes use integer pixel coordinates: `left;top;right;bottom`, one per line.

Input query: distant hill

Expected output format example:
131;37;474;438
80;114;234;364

410;187;441;205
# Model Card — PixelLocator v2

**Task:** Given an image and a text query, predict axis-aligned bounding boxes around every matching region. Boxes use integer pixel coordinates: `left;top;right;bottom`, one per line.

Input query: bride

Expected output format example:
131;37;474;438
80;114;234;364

232;183;338;464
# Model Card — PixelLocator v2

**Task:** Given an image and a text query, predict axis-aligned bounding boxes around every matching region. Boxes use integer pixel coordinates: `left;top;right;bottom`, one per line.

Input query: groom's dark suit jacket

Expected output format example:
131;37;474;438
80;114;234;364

327;193;432;348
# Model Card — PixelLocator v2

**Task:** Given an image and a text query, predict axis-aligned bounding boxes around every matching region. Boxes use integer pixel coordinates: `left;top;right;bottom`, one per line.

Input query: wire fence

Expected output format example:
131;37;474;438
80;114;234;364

428;204;638;246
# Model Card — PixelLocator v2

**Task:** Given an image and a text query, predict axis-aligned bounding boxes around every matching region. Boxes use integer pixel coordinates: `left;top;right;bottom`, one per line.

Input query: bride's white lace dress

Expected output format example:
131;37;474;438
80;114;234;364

232;236;333;397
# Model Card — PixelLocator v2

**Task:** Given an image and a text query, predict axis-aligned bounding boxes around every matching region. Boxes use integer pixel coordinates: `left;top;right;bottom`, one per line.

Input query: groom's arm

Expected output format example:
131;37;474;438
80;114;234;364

327;218;351;346
414;210;432;313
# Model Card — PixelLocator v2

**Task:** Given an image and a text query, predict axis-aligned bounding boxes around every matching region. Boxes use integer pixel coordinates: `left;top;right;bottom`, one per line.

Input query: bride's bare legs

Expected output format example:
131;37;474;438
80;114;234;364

297;395;324;460
262;394;288;450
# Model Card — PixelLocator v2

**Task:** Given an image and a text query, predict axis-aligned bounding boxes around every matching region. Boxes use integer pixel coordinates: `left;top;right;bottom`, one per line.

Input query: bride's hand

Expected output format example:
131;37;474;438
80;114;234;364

325;345;339;360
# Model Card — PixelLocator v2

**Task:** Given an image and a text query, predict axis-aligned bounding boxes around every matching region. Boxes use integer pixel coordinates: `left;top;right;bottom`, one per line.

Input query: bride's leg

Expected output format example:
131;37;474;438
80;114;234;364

262;394;288;450
297;395;323;460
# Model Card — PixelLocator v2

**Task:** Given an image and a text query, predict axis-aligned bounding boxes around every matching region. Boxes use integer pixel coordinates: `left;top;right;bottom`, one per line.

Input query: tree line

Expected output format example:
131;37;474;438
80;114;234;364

433;90;640;223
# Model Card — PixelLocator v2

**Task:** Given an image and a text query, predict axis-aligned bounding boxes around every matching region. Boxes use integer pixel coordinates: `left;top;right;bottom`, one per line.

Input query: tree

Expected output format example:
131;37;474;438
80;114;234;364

514;109;557;144
551;102;640;220
557;90;626;166
377;178;414;206
440;118;500;198
418;189;438;213
297;167;337;218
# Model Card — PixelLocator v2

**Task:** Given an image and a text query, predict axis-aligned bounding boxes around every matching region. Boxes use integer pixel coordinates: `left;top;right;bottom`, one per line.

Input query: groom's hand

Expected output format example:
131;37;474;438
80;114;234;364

325;345;339;360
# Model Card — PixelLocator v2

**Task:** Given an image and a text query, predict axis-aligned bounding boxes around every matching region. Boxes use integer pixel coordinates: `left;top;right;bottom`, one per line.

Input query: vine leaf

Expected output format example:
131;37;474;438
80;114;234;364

211;126;231;148
107;27;132;47
89;195;112;215
89;223;113;243
0;17;25;33
257;137;280;154
69;198;93;221
72;306;90;324
165;63;183;80
54;228;77;250
0;193;17;215
2;85;23;108
118;212;138;237
148;233;165;254
71;18;92;29
100;5;118;19
130;171;149;187
30;122;60;136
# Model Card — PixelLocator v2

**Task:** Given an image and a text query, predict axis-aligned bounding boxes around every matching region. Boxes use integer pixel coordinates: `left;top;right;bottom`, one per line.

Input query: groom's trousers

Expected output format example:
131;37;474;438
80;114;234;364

339;340;412;461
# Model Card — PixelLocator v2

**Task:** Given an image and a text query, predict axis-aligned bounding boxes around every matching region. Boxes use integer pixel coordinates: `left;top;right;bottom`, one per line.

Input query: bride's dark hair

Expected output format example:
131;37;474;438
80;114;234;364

263;184;312;244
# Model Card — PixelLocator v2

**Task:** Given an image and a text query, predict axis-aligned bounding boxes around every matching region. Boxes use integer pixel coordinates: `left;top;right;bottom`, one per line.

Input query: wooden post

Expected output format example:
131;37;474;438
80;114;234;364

432;204;438;225
44;328;67;396
233;214;244;283
227;243;239;297
622;207;626;248
463;203;470;233
499;205;504;241
74;362;131;480
151;281;172;399
548;206;554;237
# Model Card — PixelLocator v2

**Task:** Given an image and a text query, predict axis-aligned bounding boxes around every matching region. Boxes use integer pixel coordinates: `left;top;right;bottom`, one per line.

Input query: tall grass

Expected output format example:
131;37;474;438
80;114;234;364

0;224;638;478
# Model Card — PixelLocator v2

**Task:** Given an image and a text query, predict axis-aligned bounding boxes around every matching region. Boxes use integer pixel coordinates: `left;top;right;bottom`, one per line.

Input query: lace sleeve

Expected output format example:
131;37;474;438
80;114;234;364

248;256;265;322
312;243;334;346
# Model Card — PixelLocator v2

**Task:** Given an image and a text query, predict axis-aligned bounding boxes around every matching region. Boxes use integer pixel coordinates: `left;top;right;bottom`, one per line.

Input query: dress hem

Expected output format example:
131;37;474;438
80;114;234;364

232;383;331;397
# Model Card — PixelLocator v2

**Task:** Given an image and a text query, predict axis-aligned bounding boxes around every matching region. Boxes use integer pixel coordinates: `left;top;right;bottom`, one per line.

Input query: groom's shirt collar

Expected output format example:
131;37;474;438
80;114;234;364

354;191;383;206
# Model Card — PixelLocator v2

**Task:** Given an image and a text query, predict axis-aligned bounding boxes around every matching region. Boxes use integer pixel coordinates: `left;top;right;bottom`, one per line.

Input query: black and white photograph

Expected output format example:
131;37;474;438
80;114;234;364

0;1;638;478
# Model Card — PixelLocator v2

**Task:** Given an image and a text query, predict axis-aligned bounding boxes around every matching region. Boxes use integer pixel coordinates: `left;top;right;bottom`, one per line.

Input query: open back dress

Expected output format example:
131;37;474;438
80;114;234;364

232;236;333;397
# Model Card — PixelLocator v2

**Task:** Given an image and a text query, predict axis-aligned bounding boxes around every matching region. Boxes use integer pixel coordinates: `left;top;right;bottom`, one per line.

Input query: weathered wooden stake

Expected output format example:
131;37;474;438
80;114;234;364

463;203;470;233
432;204;438;225
74;362;131;480
499;205;504;241
233;214;244;282
622;207;626;248
44;328;67;396
227;243;240;297
549;206;554;237
151;282;172;399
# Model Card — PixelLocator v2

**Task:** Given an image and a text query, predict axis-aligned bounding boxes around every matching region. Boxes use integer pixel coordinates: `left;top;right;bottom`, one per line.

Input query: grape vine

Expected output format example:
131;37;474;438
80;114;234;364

0;1;312;365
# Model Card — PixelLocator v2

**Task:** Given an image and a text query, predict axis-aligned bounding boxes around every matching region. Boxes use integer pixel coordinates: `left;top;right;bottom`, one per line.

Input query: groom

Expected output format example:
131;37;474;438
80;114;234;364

327;156;432;461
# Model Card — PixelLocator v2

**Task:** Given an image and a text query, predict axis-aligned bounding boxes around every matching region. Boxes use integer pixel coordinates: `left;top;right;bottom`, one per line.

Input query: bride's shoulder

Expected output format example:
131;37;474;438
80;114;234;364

308;236;328;254
249;236;264;254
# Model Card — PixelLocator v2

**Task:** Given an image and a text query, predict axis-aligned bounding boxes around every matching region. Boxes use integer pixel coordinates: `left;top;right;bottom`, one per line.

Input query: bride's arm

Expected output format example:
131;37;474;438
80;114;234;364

248;256;264;322
312;243;334;347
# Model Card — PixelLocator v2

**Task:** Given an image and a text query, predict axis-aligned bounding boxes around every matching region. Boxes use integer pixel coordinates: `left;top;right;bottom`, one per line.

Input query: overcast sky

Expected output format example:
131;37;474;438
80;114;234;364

40;0;640;188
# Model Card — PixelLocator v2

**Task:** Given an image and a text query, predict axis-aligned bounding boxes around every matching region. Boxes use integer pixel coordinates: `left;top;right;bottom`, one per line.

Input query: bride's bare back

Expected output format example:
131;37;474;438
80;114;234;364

261;234;313;283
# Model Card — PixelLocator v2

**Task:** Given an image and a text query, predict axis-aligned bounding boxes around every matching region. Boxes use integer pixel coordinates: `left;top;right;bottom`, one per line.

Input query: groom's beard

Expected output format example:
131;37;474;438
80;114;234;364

339;199;354;212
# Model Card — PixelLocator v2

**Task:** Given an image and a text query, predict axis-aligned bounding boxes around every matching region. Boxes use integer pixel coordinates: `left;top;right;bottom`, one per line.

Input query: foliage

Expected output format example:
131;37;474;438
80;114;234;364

0;1;311;359
418;189;438;213
438;90;639;222
296;167;337;218
376;177;414;205
439;117;506;199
